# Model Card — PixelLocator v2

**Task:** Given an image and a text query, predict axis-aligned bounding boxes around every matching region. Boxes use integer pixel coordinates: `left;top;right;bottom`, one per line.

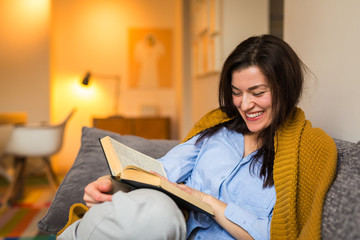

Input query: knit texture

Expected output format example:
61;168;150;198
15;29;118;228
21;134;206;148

271;109;337;239
183;109;232;143
184;108;337;239
57;203;88;237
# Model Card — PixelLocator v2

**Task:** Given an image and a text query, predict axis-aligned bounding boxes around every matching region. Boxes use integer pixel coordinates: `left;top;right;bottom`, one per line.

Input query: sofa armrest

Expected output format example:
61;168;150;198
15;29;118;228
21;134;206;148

322;139;360;239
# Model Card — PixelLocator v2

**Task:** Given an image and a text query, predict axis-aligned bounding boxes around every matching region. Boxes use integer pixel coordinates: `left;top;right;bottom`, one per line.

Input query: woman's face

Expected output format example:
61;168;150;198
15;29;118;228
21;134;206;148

231;66;273;135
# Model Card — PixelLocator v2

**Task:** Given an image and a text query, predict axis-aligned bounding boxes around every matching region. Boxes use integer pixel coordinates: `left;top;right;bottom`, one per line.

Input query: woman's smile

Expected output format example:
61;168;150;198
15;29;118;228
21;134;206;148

245;111;264;120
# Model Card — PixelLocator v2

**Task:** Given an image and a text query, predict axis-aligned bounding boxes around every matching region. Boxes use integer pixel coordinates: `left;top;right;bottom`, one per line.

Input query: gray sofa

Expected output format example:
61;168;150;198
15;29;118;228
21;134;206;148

322;138;360;239
38;127;360;239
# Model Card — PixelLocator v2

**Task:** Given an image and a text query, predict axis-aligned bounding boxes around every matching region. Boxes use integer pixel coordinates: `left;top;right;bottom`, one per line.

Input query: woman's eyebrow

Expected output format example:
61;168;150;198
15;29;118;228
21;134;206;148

231;84;269;91
231;85;240;90
248;84;269;91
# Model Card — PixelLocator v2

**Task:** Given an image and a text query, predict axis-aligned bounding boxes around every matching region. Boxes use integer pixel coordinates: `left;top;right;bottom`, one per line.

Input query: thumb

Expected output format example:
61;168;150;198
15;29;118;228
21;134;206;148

98;177;113;193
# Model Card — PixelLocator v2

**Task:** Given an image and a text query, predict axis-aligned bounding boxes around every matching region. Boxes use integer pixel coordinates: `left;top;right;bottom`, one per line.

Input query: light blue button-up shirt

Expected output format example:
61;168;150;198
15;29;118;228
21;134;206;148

158;127;276;240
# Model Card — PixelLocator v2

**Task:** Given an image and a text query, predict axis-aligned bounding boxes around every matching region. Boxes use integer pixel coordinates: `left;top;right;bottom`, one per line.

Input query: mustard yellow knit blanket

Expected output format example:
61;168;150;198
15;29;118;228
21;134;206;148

184;108;337;240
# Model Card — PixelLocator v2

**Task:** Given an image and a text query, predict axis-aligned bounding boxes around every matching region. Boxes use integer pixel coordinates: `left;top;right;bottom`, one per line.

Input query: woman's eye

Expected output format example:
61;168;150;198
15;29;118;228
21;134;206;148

253;91;265;96
232;91;242;96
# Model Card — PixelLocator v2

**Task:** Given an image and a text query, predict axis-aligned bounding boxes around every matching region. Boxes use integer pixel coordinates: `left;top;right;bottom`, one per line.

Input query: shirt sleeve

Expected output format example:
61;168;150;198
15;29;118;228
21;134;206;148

158;135;201;183
224;202;273;240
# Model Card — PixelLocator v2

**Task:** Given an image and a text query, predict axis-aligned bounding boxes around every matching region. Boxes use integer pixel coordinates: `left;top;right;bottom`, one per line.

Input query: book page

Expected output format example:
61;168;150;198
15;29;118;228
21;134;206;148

109;137;167;178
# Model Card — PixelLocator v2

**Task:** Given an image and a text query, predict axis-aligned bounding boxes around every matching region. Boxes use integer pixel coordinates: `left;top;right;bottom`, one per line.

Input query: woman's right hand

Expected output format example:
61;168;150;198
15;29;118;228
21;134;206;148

83;175;113;208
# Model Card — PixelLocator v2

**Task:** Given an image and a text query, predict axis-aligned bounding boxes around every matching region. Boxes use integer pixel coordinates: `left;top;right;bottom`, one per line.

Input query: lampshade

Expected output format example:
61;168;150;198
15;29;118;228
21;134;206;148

81;72;91;86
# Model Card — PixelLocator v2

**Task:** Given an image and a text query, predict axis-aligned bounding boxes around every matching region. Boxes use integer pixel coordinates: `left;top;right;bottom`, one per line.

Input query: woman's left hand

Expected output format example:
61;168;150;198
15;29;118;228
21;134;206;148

151;171;212;204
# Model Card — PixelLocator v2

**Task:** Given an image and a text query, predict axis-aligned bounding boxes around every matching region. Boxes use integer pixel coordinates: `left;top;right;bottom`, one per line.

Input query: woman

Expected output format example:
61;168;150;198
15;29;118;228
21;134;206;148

58;35;337;240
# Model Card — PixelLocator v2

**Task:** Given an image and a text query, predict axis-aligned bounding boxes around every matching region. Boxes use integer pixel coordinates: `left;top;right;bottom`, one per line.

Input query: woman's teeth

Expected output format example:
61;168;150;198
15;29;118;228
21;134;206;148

246;111;263;118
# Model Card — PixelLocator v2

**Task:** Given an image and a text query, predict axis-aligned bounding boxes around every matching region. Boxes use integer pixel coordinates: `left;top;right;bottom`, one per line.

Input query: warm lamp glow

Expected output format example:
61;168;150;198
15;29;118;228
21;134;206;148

23;0;49;11
2;0;50;47
11;0;49;27
79;71;121;115
73;80;96;99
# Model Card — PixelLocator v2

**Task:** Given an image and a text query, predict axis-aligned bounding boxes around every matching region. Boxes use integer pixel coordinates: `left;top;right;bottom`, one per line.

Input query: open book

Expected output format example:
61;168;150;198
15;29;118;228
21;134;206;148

100;136;214;216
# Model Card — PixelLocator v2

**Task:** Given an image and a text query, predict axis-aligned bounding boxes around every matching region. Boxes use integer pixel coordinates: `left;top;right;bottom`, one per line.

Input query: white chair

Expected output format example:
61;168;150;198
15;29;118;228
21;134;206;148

0;113;27;181
1;109;75;210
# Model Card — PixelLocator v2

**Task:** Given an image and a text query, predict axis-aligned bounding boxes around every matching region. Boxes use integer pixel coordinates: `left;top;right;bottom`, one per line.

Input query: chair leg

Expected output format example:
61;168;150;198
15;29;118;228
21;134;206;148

0;157;25;212
0;155;12;182
42;157;59;192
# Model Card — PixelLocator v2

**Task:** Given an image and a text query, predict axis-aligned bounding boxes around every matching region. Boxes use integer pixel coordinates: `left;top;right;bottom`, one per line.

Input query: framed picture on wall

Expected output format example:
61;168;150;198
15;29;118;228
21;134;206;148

128;28;172;89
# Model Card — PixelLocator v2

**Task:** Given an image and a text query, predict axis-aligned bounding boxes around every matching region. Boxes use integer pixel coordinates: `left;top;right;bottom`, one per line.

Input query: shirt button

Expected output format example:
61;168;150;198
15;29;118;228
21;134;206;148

196;236;201;240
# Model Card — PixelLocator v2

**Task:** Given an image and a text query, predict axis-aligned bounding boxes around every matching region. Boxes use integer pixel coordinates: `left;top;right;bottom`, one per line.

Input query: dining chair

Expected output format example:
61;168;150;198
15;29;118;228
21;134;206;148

0;109;75;211
0;112;27;182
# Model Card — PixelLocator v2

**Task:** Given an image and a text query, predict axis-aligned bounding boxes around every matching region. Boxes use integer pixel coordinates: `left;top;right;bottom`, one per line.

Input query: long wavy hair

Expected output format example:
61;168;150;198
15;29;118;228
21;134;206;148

197;35;306;187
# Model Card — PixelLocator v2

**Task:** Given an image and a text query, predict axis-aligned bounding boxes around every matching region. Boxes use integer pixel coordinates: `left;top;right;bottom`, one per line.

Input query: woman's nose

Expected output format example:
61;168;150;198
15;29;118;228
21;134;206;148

241;95;254;111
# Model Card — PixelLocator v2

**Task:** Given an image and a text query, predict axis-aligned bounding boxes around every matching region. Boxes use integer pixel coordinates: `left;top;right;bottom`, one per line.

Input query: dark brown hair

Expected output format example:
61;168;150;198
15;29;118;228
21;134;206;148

197;35;306;187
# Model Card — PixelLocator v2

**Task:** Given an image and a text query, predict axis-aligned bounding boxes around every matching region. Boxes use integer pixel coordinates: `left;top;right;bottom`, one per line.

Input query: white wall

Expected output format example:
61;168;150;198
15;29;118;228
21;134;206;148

0;0;50;122
284;0;360;143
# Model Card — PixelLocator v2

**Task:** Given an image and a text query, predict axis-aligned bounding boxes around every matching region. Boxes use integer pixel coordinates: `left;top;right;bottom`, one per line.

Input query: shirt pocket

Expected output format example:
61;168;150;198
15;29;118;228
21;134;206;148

232;182;276;217
232;177;276;217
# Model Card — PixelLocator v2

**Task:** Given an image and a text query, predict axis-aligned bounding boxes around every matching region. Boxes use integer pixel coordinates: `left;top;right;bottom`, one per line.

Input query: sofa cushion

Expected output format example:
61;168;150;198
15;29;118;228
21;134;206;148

37;127;179;234
322;139;360;239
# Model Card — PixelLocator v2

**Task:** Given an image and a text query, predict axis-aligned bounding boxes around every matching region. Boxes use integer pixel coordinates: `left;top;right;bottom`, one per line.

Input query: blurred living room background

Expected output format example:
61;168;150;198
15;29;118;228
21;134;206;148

1;0;359;180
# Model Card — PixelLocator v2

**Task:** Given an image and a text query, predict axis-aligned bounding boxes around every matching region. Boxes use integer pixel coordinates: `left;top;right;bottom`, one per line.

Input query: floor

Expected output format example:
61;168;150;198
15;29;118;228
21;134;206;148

0;175;60;239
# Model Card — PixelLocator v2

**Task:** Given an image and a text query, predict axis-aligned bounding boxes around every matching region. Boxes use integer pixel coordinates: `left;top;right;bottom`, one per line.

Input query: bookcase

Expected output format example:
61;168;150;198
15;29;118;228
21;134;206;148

93;116;171;140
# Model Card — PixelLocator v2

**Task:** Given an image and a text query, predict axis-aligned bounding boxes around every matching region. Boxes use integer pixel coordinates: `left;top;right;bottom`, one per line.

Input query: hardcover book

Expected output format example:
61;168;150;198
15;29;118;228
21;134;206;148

100;136;214;216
